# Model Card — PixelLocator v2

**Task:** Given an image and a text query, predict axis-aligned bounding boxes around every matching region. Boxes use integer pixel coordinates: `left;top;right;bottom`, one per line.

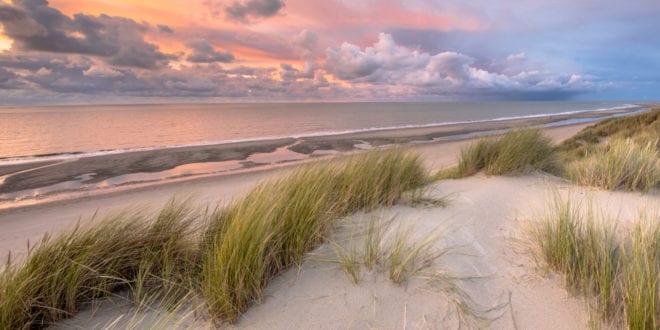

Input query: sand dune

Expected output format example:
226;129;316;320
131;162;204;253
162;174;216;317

4;121;657;329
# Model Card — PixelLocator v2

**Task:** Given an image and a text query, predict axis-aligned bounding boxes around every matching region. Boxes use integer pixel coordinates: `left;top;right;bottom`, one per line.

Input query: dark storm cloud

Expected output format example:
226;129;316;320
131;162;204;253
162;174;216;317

0;50;336;101
186;40;235;63
0;0;174;69
224;0;285;23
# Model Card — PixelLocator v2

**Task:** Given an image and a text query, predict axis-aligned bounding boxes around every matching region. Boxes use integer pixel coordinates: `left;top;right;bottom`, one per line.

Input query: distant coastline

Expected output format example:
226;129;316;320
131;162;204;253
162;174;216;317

0;104;650;210
0;102;642;164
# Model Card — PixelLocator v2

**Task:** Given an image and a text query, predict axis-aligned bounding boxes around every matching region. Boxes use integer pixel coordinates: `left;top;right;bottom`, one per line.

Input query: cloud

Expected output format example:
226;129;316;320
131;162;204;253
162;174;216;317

186;39;235;63
324;33;595;98
279;62;314;81
225;0;285;23
325;33;430;83
0;0;174;69
83;65;123;78
292;29;317;60
506;52;526;61
0;49;338;100
157;24;174;34
0;66;23;89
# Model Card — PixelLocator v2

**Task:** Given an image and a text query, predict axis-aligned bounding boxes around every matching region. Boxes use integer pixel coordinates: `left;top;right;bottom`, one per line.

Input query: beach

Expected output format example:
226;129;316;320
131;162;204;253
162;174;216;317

0;104;643;209
1;108;658;329
2;0;659;327
0;123;590;260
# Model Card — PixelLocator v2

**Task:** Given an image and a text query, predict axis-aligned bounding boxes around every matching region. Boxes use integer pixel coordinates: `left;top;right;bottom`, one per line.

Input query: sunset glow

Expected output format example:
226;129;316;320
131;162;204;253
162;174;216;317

1;0;659;103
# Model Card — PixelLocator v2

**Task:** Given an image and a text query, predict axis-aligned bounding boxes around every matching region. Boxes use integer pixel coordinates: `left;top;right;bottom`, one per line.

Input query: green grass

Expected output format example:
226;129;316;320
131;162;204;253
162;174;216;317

0;200;199;329
437;128;558;179
534;194;660;327
559;108;659;159
557;108;659;192
0;149;429;328
436;110;658;193
566;138;659;192
201;149;429;322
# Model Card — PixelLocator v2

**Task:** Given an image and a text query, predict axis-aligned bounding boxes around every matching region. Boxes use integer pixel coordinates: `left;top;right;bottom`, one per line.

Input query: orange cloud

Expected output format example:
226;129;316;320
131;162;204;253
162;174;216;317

45;0;485;66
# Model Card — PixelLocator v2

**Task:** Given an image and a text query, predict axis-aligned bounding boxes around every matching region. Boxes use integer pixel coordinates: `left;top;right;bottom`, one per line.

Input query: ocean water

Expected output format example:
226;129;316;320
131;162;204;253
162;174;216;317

0;101;637;162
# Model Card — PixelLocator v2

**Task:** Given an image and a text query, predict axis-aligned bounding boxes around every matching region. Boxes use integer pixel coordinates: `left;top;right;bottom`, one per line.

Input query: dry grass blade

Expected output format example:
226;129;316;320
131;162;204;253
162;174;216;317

534;193;660;327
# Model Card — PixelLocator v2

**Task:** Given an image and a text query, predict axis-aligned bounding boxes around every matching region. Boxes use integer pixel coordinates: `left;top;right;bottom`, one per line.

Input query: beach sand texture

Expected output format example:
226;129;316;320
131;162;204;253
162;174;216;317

2;118;657;329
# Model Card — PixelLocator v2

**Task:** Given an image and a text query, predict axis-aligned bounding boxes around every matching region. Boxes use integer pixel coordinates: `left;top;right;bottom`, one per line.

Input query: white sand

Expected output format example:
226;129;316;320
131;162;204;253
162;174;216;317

229;174;657;329
8;122;656;329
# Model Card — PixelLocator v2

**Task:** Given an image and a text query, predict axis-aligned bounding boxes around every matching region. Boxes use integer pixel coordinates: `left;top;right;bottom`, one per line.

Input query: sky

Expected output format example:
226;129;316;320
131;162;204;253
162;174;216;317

0;0;659;104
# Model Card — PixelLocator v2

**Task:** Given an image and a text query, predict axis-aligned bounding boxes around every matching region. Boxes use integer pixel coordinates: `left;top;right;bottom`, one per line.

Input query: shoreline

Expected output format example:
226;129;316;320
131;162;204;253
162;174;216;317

0;103;642;164
0;106;644;210
0;122;590;261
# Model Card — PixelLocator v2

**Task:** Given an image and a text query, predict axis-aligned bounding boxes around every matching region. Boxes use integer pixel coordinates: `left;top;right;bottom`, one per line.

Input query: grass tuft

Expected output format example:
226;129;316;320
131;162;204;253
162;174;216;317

0;199;199;329
1;149;428;328
388;225;445;285
329;240;362;285
566;138;659;192
534;193;660;327
559;108;659;159
439;128;558;179
200;148;428;323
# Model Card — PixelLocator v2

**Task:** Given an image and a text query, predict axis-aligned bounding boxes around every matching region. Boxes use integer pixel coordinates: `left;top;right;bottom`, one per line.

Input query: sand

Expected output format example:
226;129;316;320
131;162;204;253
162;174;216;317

3;120;657;329
228;175;657;329
51;171;658;329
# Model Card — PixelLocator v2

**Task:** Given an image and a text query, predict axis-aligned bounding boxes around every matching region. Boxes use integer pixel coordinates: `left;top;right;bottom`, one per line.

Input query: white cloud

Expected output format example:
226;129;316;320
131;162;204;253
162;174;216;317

568;74;582;85
35;67;52;76
506;52;526;61
324;33;592;97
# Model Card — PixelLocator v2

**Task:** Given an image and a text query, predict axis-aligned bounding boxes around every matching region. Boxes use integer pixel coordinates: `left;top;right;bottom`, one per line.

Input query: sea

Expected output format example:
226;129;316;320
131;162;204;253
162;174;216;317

0;101;640;164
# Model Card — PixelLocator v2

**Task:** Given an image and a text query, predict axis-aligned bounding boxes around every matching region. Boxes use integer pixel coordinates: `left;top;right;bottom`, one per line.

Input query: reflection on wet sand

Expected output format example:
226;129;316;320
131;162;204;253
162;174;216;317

0;147;311;205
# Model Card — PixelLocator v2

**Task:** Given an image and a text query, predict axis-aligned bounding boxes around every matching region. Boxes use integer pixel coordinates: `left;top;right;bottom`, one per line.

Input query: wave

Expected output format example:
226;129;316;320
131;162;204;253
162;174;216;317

0;103;641;166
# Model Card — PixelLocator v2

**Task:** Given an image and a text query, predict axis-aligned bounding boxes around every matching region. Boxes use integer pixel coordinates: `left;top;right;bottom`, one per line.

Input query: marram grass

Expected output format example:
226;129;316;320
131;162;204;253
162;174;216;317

201;149;429;322
566;138;659;192
535;194;660;327
437;128;559;179
436;112;658;194
0;200;200;329
0;148;428;328
559;107;659;159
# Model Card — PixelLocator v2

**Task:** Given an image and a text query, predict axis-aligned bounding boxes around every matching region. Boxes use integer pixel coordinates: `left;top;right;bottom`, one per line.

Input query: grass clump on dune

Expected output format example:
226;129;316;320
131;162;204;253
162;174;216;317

0;149;429;328
0;200;199;329
559;108;659;159
201;149;429;322
559;108;659;192
566;138;659;192
438;128;558;179
437;109;658;193
535;194;660;327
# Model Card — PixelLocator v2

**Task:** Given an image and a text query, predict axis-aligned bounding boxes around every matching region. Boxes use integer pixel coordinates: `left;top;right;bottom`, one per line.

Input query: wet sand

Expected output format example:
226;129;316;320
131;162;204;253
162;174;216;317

0;138;295;193
287;106;638;153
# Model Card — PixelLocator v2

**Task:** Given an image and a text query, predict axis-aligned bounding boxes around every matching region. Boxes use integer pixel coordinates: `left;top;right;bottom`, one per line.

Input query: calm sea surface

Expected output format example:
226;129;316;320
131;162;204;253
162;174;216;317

0;101;636;161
